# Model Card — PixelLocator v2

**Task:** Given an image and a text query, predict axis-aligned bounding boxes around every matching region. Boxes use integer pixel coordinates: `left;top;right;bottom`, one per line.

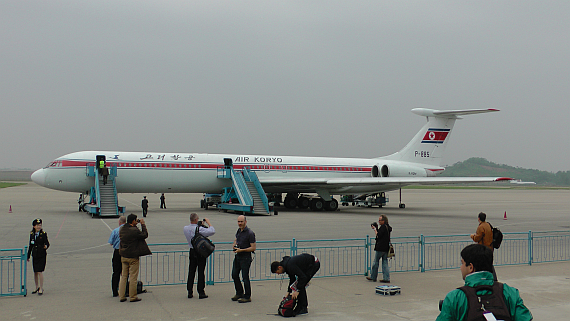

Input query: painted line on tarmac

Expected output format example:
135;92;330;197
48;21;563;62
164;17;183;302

54;212;68;239
51;243;108;255
118;196;141;208
100;218;112;231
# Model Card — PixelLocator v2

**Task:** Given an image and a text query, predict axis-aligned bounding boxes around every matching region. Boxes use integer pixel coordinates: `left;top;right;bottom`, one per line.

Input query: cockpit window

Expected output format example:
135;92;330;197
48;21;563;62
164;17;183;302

44;161;58;168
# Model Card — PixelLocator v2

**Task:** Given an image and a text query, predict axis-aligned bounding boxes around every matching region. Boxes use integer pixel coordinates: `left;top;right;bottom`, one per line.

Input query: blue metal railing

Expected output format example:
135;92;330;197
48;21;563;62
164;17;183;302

0;247;27;297
138;230;570;287
242;167;270;213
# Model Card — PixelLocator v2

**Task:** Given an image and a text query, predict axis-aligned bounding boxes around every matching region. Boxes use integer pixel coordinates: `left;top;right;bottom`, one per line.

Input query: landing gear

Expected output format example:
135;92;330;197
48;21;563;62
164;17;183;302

324;198;339;211
298;197;310;209
284;196;298;209
399;188;405;208
310;198;324;211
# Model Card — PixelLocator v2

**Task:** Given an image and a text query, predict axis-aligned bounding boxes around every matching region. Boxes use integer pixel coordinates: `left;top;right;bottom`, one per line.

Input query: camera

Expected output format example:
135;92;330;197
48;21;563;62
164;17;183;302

371;222;378;229
137;219;141;223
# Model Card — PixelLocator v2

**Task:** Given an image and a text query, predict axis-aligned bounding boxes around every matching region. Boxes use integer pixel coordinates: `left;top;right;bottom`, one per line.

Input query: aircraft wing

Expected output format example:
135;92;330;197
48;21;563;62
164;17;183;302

258;177;512;194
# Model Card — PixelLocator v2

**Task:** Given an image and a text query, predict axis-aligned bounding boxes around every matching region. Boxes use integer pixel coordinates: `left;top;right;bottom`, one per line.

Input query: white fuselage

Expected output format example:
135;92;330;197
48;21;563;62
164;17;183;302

31;151;437;195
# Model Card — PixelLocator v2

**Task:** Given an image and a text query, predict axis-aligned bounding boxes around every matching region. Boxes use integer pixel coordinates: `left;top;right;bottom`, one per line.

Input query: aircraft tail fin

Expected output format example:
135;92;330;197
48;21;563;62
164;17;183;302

382;108;499;167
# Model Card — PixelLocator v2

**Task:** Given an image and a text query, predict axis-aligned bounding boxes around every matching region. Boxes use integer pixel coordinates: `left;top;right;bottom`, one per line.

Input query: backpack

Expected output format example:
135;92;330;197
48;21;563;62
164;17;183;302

278;295;297;317
191;225;215;258
459;282;512;321
488;223;503;249
124;280;146;296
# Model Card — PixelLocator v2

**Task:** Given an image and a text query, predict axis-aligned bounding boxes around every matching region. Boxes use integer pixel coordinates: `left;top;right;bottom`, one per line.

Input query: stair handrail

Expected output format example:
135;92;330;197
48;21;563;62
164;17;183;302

242;167;270;213
230;168;253;205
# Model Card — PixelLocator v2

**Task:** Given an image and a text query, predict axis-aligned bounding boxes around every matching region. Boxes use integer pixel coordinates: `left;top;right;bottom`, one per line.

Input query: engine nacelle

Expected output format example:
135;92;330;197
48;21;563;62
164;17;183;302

372;163;428;178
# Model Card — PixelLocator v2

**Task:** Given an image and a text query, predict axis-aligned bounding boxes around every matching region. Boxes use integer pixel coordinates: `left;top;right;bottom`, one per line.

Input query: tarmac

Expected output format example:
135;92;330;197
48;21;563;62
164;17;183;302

1;183;569;320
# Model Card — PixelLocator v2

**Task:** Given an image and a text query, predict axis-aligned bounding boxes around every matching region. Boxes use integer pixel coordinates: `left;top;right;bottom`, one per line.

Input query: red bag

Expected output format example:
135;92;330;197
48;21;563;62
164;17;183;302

278;295;297;317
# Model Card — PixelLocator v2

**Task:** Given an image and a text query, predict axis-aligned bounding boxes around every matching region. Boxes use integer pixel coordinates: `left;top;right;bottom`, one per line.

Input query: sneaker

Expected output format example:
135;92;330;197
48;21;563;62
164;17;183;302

231;294;243;301
237;297;251;303
366;277;377;282
199;293;208;299
120;298;127;302
380;280;390;283
130;298;142;302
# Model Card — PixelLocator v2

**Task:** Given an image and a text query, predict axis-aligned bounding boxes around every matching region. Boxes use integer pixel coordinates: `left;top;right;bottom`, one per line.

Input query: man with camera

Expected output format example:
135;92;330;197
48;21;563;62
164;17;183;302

183;213;215;299
118;214;151;302
231;215;256;303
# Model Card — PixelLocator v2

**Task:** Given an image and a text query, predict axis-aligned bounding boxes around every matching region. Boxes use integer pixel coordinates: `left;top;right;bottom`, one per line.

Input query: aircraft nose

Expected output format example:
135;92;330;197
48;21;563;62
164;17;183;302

31;169;46;186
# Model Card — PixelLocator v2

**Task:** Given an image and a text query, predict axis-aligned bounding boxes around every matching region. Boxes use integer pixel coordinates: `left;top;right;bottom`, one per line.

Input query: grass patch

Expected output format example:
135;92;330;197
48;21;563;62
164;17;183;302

0;182;27;188
402;185;570;190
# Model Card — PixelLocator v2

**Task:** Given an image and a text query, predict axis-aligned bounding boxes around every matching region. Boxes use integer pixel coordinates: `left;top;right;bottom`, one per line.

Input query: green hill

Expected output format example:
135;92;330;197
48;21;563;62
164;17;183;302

440;158;570;186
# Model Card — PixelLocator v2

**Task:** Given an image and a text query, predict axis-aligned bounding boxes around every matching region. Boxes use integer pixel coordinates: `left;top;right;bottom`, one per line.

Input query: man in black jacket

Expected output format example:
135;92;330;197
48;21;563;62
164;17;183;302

118;214;151;302
271;253;320;315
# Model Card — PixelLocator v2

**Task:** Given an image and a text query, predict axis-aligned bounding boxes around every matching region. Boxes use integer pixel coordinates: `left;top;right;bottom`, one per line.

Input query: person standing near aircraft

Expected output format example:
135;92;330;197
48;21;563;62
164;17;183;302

141;196;148;217
101;163;109;185
183;213;215;299
470;212;498;280
118;214;151;302
160;193;166;208
366;214;392;283
27;218;50;295
231;215;256;303
108;215;126;297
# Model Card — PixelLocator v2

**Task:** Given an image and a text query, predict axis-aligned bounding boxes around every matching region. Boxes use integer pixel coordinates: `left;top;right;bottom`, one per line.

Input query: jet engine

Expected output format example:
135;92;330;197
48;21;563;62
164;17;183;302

371;163;428;178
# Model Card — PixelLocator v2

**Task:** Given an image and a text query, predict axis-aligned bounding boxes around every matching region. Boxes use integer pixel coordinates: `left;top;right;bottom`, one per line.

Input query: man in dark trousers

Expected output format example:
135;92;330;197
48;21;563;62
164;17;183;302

271;253;320;315
118;214;151;302
160;193;166;208
141;196;148;217
231;215;256;303
183;213;215;299
108;215;126;297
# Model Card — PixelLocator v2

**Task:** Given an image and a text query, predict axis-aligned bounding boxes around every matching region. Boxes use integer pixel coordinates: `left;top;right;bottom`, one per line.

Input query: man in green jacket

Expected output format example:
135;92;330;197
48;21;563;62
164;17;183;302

436;244;532;321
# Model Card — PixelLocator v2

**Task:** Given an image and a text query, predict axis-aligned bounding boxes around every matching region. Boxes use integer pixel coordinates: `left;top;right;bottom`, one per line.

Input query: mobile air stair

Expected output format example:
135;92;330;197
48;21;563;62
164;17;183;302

216;158;274;215
82;156;125;218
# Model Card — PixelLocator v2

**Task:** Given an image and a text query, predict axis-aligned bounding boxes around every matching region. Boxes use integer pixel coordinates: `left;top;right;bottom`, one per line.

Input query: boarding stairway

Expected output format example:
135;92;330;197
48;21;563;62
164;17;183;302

82;163;125;217
216;159;273;215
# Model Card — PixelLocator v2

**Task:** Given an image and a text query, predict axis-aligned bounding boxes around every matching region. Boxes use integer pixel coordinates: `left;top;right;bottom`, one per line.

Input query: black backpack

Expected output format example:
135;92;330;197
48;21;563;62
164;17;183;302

488;223;503;249
191;225;215;258
278;295;297;317
459;282;512;321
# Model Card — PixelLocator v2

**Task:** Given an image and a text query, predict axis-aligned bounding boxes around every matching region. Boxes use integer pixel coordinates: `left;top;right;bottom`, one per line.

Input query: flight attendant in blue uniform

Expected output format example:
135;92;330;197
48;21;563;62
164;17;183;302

27;218;50;295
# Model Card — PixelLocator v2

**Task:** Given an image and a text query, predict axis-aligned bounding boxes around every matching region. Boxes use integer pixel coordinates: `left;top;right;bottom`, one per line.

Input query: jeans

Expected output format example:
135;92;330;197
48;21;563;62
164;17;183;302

232;254;252;298
370;251;389;281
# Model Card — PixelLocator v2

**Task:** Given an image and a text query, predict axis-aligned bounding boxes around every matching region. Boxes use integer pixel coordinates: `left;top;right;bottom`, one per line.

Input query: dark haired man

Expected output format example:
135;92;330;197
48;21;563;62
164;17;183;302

436;244;532;321
471;212;493;249
118;214;151;302
271;253;320;315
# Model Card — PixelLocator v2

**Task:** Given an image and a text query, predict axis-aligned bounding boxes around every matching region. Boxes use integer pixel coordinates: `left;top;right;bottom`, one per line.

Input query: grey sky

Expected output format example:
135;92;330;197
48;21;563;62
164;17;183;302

2;1;569;172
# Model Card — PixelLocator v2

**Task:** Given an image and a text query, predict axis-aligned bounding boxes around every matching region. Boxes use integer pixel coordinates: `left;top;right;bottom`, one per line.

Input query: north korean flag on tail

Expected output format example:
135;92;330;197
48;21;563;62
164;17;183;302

422;128;450;144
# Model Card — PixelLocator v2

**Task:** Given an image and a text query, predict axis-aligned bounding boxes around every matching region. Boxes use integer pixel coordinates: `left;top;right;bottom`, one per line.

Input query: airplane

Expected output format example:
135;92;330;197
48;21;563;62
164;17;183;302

31;108;512;211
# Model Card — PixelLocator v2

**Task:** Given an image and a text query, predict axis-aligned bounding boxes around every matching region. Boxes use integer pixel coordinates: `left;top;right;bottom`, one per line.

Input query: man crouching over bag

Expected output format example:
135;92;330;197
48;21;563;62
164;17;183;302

119;214;151;302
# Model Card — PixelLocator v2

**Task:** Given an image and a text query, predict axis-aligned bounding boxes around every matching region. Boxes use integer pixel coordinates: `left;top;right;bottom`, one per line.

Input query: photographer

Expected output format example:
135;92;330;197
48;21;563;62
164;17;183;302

366;214;392;283
118;214;151;302
183;213;215;299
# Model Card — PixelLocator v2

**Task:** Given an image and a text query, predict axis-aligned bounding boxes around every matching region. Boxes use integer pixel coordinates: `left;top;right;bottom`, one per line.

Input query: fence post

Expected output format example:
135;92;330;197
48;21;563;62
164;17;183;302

420;234;425;273
528;230;533;266
22;246;28;295
364;235;370;276
291;238;297;256
206;253;214;285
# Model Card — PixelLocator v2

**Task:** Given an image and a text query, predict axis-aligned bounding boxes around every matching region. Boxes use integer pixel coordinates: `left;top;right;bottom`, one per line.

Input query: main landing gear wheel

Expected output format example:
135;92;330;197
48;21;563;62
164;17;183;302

399;203;405;208
298;197;310;209
324;199;339;211
310;198;324;211
284;198;298;209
